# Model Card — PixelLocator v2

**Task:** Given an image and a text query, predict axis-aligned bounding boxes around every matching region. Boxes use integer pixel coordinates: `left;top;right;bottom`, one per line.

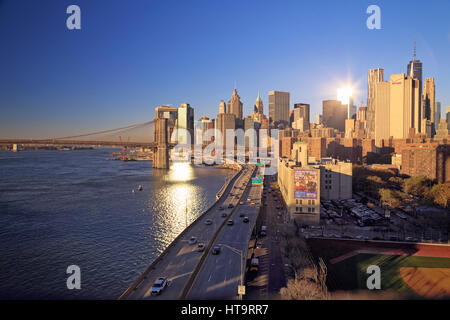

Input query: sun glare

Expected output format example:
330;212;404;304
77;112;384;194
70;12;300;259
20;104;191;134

168;162;194;182
337;86;353;105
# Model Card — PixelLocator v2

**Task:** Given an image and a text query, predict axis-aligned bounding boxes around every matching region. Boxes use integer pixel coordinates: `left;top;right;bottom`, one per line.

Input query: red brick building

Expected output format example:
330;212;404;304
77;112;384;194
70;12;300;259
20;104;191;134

400;144;450;183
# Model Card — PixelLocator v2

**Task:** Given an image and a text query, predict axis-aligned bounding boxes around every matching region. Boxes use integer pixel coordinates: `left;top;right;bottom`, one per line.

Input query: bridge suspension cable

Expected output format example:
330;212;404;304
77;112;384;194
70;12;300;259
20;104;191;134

52;120;156;141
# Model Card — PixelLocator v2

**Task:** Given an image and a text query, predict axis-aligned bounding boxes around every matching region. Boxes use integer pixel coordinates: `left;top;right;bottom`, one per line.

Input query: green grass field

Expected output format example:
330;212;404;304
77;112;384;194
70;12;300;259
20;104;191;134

331;254;450;298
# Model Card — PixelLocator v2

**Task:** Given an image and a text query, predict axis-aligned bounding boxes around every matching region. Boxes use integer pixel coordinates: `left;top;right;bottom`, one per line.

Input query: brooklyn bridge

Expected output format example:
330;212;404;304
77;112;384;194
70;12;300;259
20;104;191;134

0;118;175;168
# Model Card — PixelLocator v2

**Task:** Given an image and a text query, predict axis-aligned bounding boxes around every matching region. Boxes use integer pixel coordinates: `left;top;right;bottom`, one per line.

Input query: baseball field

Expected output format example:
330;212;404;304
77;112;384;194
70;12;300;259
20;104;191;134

306;239;450;299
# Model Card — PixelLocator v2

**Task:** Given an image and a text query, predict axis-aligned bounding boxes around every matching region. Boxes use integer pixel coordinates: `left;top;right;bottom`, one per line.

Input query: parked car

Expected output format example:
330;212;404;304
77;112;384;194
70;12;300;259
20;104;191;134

151;277;168;295
196;243;205;252
188;236;197;245
212;246;221;255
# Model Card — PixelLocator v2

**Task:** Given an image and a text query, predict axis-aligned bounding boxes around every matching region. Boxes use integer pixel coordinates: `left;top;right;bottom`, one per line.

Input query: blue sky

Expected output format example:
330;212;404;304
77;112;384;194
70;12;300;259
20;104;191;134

0;0;449;138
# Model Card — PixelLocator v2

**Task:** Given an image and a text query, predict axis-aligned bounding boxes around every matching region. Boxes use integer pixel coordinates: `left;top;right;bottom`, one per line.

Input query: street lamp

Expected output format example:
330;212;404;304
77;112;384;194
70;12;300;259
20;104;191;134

222;244;245;300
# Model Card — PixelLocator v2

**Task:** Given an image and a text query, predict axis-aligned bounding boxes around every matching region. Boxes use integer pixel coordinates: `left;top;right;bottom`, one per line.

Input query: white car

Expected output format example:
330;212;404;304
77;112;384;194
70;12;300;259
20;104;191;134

151;277;168;295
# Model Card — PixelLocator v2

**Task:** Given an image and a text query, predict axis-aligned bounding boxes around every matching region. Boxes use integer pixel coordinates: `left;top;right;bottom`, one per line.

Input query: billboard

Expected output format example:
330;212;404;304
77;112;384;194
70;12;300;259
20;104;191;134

294;169;318;199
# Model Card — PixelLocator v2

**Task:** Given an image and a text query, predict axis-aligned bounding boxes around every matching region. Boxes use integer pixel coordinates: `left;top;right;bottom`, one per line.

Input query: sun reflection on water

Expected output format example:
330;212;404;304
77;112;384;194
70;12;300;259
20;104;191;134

150;162;203;250
167;162;194;182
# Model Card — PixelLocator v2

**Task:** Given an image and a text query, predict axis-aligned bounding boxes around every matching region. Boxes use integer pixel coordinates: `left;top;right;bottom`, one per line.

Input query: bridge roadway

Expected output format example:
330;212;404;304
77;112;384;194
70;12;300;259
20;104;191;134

0;139;159;148
185;166;264;299
119;164;255;300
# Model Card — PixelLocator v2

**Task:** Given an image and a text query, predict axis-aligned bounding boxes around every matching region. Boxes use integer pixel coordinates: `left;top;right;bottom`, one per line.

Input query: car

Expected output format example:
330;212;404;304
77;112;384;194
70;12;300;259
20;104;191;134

239;212;245;217
228;204;234;209
227;220;234;226
250;202;255;206
240;201;244;205
256;242;263;248
212;246;221;255
188;236;197;245
243;217;249;223
219;206;224;211
205;219;212;225
260;226;267;237
250;258;259;272
221;212;228;217
151;277;168;295
196;243;205;252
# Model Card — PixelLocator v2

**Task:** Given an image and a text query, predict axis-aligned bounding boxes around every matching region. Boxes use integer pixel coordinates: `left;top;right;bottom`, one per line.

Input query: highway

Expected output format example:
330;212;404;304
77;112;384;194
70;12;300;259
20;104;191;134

186;166;264;300
120;164;255;300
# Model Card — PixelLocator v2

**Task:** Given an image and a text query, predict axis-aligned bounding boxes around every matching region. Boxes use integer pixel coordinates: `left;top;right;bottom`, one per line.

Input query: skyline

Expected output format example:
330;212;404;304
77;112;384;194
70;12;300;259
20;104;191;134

1;0;450;138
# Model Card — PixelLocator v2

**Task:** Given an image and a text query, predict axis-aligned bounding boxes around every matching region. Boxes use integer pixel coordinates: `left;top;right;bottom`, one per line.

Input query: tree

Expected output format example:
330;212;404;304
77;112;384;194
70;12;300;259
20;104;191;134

379;188;401;208
278;226;328;300
403;176;432;198
430;183;450;208
280;267;327;300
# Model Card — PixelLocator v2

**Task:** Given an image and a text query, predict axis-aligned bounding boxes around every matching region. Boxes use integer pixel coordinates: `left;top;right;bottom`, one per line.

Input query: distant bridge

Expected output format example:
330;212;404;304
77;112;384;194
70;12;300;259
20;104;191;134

0;118;176;168
0;139;158;148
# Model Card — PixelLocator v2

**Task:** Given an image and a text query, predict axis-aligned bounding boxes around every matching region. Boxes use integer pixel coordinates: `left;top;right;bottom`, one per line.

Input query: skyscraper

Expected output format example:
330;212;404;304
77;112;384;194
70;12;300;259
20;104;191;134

367;68;384;139
292;103;310;132
389;74;420;139
219;100;226;114
227;89;243;120
268;91;290;127
254;92;264;114
407;40;423;125
316;114;322;125
435;102;441;127
447;106;450;130
322;100;347;132
216;113;236;149
374;81;390;147
251;92;266;124
423;77;436;125
177;103;194;145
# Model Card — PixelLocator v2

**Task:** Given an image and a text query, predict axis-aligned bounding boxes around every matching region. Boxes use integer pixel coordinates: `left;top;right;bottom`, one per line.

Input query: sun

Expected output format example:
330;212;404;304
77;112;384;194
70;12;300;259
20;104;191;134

337;86;353;105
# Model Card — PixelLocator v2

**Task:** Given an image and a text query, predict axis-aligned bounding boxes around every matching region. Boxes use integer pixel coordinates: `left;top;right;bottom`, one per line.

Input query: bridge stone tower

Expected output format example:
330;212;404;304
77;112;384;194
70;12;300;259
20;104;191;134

153;118;169;169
